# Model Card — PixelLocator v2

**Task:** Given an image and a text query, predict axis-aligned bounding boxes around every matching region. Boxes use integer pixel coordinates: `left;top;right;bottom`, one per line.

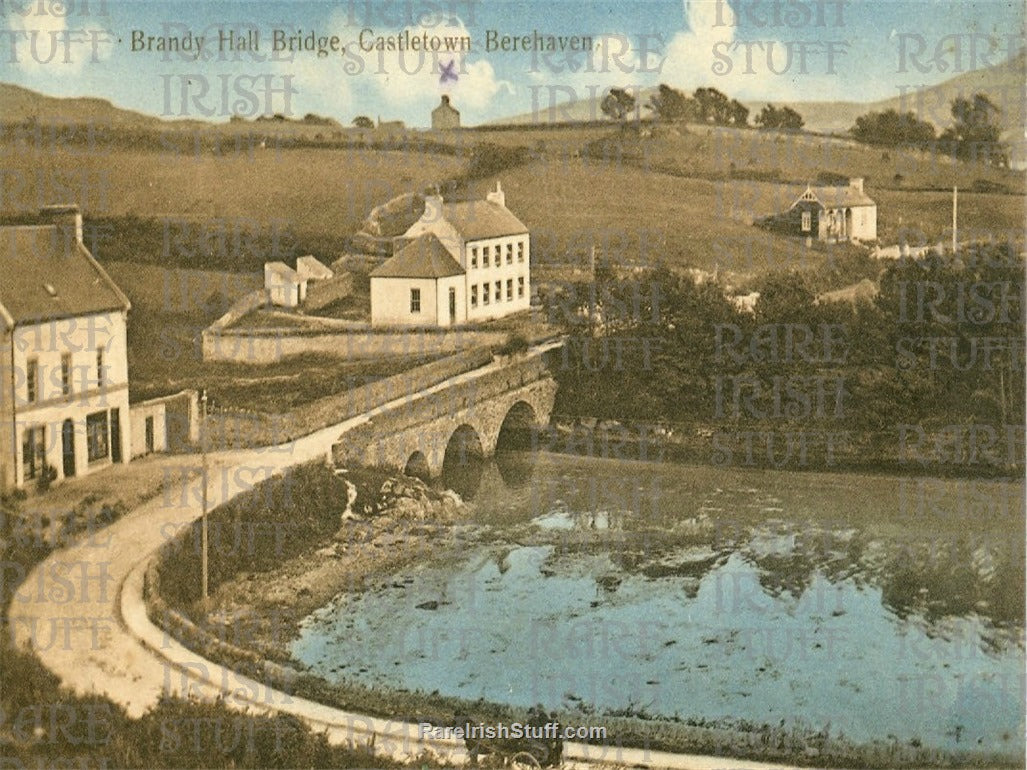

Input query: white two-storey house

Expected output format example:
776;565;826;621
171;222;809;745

370;182;530;326
0;205;132;490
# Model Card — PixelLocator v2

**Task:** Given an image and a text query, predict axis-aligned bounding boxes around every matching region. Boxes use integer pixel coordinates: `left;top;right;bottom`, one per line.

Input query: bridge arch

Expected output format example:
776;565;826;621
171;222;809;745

443;423;485;470
403;450;431;481
495;400;540;451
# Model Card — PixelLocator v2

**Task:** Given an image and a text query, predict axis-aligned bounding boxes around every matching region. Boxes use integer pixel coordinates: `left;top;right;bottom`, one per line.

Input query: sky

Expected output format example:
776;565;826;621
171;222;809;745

1;0;1024;127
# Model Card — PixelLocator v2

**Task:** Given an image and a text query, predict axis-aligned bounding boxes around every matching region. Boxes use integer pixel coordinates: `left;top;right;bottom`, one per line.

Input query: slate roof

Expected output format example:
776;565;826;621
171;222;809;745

371;233;465;279
0;225;131;328
796;183;876;209
441;200;529;241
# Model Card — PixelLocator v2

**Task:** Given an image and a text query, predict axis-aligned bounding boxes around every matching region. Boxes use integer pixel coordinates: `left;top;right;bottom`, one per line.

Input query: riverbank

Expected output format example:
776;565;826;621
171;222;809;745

149;459;1024;769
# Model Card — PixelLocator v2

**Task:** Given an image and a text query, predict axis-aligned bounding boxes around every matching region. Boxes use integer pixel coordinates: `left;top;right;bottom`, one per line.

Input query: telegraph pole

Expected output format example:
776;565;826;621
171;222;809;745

200;389;208;601
952;186;958;254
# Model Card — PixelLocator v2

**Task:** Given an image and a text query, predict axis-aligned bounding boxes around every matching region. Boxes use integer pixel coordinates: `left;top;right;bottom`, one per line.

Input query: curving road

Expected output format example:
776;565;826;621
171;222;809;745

9;349;796;769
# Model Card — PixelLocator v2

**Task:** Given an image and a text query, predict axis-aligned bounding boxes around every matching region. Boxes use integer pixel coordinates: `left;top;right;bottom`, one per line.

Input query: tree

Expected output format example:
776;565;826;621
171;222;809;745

941;93;1007;166
755;104;804;131
600;87;637;121
646;84;695;122
728;99;749;127
850;108;935;147
352;115;374;129
694;87;732;124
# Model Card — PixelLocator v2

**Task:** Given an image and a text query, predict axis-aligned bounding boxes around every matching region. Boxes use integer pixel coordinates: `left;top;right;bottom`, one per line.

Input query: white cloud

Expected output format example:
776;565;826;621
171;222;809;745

4;5;113;74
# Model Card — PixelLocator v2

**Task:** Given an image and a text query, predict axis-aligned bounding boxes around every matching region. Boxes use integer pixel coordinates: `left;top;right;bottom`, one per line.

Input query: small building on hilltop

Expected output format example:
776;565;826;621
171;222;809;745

0;205;133;490
431;95;460;130
760;178;877;242
370;182;530;326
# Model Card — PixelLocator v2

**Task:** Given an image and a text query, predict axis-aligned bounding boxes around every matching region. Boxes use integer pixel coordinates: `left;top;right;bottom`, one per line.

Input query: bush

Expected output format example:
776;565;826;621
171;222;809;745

35;463;57;493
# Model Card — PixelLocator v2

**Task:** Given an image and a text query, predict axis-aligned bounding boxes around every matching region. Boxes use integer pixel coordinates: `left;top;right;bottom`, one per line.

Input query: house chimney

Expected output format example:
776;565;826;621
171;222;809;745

486;181;505;208
441;95;450;106
422;193;444;223
39;204;83;244
849;177;864;194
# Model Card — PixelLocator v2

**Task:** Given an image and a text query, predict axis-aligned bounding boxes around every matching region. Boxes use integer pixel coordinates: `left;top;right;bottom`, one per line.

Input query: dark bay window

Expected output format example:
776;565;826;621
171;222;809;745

87;410;109;463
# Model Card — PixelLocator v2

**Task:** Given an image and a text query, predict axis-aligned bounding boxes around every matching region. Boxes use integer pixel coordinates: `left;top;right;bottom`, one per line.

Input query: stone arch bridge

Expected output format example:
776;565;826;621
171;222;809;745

333;342;560;478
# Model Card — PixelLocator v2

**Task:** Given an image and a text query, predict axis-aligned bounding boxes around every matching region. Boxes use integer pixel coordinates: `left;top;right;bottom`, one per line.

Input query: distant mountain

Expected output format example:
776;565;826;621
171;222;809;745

0;82;167;127
489;52;1026;164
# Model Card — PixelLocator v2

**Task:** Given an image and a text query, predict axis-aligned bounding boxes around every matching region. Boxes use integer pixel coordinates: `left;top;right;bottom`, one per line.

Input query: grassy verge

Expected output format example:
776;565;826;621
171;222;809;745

0;476;414;768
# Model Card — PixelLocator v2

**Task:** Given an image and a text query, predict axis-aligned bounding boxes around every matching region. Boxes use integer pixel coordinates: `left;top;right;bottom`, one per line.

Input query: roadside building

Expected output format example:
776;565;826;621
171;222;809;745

0;205;133;490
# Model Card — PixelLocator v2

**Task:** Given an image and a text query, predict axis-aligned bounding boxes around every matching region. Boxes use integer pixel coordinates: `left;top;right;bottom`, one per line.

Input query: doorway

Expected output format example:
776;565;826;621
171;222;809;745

62;419;75;478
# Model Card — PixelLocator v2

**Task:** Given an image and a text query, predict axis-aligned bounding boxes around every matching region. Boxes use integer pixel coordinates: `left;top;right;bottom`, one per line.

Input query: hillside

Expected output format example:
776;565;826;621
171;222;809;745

0;82;168;128
489;52;1026;166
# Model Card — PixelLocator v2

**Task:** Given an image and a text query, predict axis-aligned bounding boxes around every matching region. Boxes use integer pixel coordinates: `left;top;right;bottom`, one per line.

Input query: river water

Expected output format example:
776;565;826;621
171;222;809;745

291;451;1026;756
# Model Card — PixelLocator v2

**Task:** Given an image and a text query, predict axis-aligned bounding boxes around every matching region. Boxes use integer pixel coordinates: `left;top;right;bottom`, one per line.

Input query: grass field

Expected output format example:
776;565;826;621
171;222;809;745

2;144;465;247
2;116;1022;278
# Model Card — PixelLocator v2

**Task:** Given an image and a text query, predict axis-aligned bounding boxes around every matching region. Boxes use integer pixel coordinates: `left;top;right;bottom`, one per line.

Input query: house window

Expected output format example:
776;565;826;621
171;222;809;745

483;284;490;305
518;276;525;297
506;243;513;264
86;411;109;463
22;426;45;480
26;358;38;403
471;285;478;307
96;348;105;387
506;279;513;301
801;211;812;232
61;353;71;397
410;288;421;313
470;247;478;268
494;281;502;302
517;241;524;262
483;246;489;267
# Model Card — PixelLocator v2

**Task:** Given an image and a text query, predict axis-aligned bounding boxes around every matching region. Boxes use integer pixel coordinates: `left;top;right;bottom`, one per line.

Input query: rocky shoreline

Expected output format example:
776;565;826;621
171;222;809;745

191;467;476;661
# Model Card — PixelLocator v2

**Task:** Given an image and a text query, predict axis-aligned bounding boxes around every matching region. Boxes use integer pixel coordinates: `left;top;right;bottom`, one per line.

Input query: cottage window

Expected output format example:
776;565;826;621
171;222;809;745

61;353;71;397
410;288;421;313
801;211;812;232
22;426;45;480
471;285;478;307
506;243;513;264
517;241;524;262
26;358;38;403
470;247;478;268
494;281;502;302
506;279;513;301
86;411;109;463
518;276;525;297
96;348;105;387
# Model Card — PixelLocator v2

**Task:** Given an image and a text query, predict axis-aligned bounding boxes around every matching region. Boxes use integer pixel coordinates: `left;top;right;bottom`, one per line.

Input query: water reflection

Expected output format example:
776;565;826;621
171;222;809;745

297;452;1026;755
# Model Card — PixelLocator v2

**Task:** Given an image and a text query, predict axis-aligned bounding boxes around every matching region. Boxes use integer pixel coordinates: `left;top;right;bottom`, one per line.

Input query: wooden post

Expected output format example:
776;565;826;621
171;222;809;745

952;186;958;254
200;390;208;601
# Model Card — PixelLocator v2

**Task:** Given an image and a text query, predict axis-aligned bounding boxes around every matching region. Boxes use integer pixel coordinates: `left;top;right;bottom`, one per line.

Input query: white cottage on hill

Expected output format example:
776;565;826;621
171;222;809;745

763;178;877;242
370;183;530;326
